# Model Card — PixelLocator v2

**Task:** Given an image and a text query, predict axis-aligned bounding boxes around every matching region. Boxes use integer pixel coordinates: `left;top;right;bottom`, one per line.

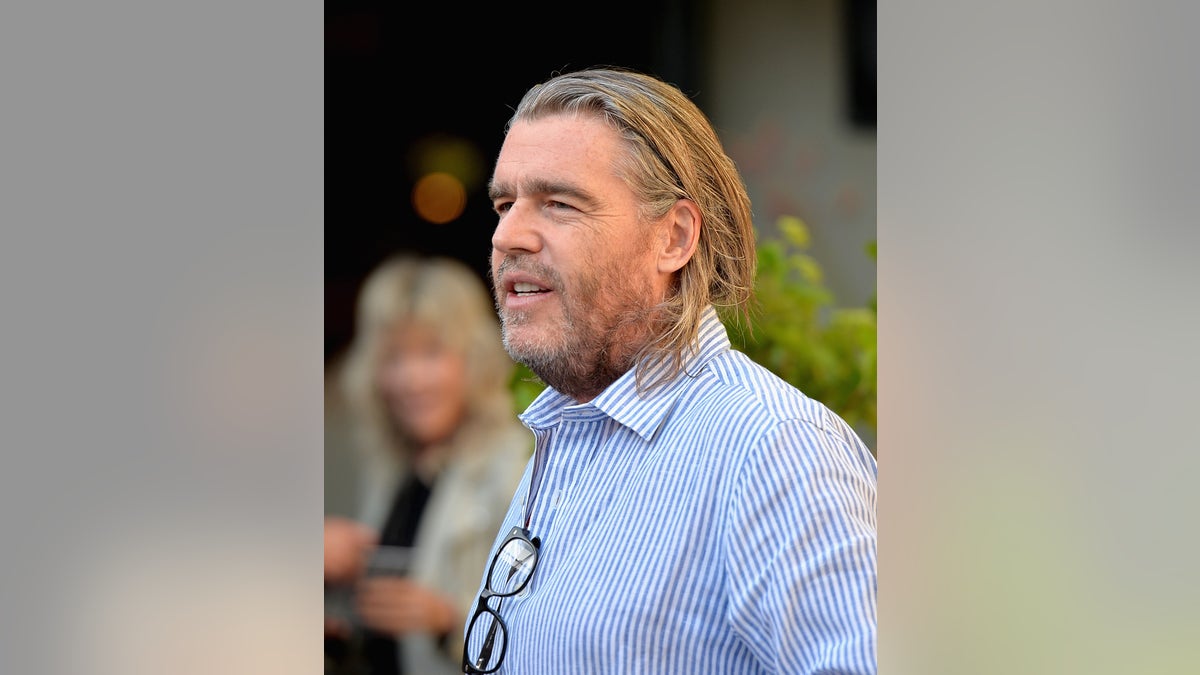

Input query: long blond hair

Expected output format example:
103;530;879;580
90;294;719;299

339;255;517;464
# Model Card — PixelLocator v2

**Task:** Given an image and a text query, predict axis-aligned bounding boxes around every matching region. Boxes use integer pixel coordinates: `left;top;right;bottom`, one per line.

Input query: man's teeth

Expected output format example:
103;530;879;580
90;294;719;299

513;282;545;294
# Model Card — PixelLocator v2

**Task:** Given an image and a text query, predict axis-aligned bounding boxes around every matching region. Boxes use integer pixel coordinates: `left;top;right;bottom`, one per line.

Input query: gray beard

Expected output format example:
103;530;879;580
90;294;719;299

499;297;659;402
501;310;641;402
493;252;660;401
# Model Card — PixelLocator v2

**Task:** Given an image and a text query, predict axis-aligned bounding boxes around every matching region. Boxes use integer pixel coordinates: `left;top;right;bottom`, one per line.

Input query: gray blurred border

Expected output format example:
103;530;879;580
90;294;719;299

0;2;322;672
879;1;1200;673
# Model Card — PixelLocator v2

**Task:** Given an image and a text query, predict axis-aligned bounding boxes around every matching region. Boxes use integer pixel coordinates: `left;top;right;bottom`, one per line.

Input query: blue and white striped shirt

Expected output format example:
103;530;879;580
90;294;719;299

472;306;877;674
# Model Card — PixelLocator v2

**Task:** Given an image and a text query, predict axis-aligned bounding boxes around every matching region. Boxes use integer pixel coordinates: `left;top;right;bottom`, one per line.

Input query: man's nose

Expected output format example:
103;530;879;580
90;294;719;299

491;202;542;254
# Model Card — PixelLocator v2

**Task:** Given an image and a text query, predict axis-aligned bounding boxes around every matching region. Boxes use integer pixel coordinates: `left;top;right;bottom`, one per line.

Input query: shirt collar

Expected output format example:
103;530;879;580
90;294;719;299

519;306;731;441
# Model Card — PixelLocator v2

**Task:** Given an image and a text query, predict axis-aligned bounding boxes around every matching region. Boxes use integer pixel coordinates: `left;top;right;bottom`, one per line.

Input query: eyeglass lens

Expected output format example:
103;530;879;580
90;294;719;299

489;537;537;595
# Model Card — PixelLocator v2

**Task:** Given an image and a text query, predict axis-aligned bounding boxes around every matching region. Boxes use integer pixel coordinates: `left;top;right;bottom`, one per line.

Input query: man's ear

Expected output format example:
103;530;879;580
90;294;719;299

657;199;701;274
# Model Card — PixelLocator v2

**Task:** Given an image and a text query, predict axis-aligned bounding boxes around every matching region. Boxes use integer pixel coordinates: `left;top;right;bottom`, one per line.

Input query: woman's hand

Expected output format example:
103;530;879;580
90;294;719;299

354;576;459;637
324;516;377;585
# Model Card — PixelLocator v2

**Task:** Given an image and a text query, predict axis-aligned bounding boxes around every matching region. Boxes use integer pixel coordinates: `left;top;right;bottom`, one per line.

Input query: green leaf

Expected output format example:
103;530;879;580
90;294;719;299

777;215;811;249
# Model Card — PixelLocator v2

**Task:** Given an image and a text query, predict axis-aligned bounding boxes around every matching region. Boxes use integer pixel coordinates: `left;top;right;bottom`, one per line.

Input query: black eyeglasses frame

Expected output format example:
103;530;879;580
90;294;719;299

461;525;542;674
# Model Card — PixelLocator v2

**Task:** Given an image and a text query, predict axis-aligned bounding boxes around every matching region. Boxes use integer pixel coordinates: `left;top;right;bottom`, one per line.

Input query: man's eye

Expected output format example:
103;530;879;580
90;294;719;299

493;201;512;214
546;200;574;210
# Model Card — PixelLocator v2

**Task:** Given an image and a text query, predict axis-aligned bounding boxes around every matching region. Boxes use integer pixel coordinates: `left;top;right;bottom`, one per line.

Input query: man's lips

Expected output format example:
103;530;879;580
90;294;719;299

512;281;548;294
499;269;551;294
499;272;554;309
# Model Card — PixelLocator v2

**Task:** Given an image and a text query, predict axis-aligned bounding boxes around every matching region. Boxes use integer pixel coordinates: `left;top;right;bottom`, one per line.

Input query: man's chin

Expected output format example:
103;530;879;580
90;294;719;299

502;320;550;347
503;339;565;375
505;343;555;367
502;320;574;363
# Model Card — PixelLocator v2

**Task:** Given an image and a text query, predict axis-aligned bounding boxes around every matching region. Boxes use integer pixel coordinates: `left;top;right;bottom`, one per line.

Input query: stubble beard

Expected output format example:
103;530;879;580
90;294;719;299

494;256;660;402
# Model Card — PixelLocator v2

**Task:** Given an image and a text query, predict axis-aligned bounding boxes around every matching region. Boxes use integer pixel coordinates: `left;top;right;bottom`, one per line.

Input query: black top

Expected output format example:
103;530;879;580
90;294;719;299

327;472;434;675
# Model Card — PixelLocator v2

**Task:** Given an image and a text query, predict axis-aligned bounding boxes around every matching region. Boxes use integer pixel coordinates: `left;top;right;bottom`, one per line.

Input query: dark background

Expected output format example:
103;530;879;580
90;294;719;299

325;0;706;363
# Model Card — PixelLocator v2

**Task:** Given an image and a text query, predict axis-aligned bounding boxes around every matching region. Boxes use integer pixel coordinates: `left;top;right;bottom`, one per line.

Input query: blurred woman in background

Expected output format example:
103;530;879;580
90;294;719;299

325;254;531;675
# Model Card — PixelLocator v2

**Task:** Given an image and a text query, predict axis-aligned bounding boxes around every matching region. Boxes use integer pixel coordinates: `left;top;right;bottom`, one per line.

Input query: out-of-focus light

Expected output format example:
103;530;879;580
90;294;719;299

412;171;466;224
408;134;486;191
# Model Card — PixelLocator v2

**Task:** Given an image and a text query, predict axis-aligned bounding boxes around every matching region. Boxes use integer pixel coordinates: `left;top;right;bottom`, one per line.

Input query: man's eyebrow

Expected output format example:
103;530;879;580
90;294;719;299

488;177;599;208
486;180;508;202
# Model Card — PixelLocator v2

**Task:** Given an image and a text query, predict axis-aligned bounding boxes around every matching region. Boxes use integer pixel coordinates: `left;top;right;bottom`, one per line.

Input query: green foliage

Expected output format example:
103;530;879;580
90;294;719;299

509;362;545;413
722;216;877;446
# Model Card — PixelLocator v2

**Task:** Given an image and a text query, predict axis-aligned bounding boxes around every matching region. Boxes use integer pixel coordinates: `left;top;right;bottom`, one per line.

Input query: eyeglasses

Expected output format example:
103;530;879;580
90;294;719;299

461;525;542;674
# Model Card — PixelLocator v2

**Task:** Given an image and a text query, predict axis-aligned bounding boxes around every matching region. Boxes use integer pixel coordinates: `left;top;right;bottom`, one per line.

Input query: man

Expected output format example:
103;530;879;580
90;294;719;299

462;67;877;675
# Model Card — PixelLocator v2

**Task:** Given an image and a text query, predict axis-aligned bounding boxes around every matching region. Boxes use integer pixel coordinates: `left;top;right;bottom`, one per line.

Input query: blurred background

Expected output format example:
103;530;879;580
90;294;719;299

325;0;877;364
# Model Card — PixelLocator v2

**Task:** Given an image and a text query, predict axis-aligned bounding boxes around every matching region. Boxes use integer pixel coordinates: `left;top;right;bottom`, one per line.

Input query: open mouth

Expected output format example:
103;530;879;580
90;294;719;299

513;281;550;296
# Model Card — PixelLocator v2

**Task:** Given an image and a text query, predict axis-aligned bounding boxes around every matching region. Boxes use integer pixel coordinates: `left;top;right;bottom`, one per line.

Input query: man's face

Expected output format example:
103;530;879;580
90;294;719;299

489;114;670;401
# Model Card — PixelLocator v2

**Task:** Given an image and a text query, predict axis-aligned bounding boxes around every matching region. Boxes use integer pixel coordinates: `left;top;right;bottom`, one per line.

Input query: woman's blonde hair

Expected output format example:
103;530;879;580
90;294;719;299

508;67;757;386
338;254;516;461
